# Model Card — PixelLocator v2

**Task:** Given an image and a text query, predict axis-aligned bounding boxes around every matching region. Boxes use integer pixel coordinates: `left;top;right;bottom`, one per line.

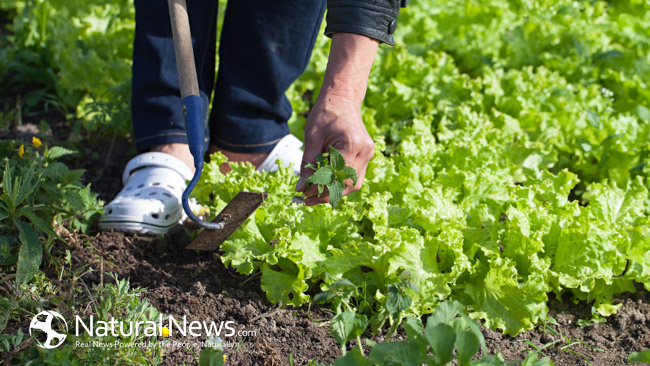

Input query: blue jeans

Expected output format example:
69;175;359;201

132;0;326;153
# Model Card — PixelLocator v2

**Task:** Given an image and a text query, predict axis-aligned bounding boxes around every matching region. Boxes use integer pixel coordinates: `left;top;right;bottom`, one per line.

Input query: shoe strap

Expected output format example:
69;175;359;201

122;152;194;185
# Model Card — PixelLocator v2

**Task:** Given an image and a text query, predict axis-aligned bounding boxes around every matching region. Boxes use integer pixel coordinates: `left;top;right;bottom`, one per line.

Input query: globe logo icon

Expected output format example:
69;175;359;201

29;311;68;349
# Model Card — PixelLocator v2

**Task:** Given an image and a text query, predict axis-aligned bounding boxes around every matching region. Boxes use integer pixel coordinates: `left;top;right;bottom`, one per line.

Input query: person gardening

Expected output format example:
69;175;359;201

99;0;405;234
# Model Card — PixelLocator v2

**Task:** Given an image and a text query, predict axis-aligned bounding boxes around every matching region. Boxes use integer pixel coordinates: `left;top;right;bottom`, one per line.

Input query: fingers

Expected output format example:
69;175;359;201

295;135;321;194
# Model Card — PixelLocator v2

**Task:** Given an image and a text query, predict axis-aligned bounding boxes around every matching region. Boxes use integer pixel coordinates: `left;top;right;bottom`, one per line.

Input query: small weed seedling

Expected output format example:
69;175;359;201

314;278;368;356
538;317;604;365
576;307;607;328
305;147;358;208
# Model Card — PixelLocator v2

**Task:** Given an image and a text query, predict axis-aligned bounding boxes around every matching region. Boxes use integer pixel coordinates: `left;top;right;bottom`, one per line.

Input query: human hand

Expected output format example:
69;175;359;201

295;93;374;205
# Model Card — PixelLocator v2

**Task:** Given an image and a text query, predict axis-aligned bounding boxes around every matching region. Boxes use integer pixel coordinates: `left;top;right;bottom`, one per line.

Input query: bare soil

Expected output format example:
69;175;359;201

66;229;341;366
484;291;650;365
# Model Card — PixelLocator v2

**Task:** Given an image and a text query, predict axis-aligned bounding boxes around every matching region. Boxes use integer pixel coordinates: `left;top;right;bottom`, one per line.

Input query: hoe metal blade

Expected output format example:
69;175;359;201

186;192;267;251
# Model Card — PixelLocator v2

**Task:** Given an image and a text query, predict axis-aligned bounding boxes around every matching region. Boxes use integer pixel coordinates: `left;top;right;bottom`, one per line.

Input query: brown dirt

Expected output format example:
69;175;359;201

483;291;650;365
66;229;340;366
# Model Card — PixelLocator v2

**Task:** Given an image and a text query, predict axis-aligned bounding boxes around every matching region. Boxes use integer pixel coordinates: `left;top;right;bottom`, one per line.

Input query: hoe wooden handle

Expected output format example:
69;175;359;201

168;0;200;98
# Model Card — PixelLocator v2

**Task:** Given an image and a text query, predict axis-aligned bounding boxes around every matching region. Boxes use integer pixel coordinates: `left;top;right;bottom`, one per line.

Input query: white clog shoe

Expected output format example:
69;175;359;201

99;152;193;234
99;134;303;235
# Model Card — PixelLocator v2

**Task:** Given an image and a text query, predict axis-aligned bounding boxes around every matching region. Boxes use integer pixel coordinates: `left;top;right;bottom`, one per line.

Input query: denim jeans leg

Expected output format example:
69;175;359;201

210;0;327;153
131;0;218;153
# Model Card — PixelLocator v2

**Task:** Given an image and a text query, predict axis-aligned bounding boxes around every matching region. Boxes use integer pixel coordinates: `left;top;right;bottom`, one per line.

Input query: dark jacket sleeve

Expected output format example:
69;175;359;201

325;0;407;46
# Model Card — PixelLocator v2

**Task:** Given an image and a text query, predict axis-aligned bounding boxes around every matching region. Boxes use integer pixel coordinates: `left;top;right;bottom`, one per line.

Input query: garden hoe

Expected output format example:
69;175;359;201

168;0;266;251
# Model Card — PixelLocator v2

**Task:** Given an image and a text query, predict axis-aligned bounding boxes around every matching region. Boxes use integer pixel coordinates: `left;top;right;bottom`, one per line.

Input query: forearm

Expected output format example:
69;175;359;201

319;33;379;106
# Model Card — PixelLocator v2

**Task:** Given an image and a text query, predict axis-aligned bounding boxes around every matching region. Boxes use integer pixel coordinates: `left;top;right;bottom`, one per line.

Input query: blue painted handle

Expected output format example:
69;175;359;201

182;95;205;169
181;95;225;230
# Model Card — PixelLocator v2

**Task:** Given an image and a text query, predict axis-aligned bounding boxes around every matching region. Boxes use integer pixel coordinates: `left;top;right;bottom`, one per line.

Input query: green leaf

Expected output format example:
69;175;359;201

198;348;225;366
635;105;650;122
0;235;19;267
628;350;650;364
64;169;85;184
333;347;372;366
349;313;369;339
306;165;334;186
11;164;39;209
402;316;424;341
14;328;23;347
402;316;428;351
327;180;345;208
330;311;355;345
43;162;69;181
521;351;554;366
586;109;600;129
17;208;58;239
46;146;76;160
332;278;357;291
369;341;427;366
260;262;309;307
386;285;412;317
63;190;85;211
342;166;358;185
0;313;7;333
470;354;508;366
330;311;368;346
427;301;463;328
456;330;479;366
16;221;43;283
459;312;488;356
329;147;346;171
316;154;328;167
425;323;456;365
313;291;334;304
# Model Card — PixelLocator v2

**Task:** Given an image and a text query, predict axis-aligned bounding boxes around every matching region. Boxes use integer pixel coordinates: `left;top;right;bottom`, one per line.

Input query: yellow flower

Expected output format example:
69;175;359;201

18;144;25;158
161;327;170;337
32;136;42;147
223;353;227;363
